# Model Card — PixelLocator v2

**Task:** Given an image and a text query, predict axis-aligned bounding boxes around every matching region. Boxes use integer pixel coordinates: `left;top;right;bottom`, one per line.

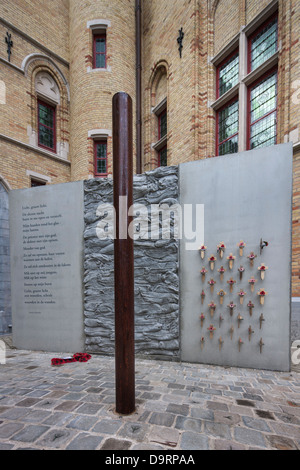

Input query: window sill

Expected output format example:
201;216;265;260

242;51;279;87
87;66;111;73
152;134;167;152
152;97;167;116
0;133;70;165
242;0;278;37
210;33;240;67
210;84;239;111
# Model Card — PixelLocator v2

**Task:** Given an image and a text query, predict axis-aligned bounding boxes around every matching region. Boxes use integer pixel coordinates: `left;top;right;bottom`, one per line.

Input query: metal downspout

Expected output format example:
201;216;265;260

135;0;142;174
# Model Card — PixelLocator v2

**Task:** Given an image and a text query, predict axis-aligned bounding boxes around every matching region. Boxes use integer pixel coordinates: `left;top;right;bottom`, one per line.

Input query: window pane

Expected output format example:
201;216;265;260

38;102;55;150
96;143;107;158
39;104;53;127
95;37;106;53
97;159;107;174
94;35;106;68
218;100;239;143
219;135;238;156
218;53;239;97
250;111;276;149
250;18;277;71
95;54;106;68
159;147;167;167
95;142;107;175
159;111;167;138
250;73;277;123
39;125;54;149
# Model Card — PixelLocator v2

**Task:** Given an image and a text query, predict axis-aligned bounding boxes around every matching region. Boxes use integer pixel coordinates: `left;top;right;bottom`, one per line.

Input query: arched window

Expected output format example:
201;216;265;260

149;63;169;169
24;56;70;160
35;72;60;152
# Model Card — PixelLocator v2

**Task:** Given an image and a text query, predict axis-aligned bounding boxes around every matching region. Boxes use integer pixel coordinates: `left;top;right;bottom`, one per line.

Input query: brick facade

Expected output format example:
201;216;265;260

0;0;70;188
0;0;299;294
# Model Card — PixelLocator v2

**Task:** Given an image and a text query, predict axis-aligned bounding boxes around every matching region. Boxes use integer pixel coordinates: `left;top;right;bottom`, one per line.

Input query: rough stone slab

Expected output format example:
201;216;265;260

234;427;267;448
148;425;180;448
11;425;50;443
118;422;148;441
66;432;103;450
180;431;209;450
175;416;203;433
67;415;99;431
0;422;24;438
265;434;299;450
242;416;272;432
91;418;123;435
204;421;232;440
149;412;175;427
100;438;132;450
37;428;77;449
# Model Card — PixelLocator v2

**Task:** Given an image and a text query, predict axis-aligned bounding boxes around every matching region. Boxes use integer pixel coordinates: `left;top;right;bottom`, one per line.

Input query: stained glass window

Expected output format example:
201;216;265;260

249;71;277;149
94;141;107;176
157;107;167;166
94;34;106;69
159;146;167;167
217;52;239;98
249;16;278;72
217;100;239;155
158;109;167;139
38;101;56;151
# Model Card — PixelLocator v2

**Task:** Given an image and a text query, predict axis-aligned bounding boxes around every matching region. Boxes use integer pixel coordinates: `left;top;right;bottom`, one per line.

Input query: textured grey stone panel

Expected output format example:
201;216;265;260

83;166;180;360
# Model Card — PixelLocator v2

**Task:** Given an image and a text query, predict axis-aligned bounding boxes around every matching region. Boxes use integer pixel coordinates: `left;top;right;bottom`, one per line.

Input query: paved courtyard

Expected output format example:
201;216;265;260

0;343;299;450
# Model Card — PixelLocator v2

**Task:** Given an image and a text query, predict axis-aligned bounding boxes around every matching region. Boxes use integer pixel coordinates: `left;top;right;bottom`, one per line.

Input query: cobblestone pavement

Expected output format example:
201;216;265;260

0;347;299;451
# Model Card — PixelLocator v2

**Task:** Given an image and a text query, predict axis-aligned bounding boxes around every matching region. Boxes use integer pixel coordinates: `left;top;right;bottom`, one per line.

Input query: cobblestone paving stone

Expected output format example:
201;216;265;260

0;348;299;450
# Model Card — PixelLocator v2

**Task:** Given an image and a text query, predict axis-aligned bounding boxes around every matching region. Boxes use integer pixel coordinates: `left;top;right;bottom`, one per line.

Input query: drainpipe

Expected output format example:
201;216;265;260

135;0;142;174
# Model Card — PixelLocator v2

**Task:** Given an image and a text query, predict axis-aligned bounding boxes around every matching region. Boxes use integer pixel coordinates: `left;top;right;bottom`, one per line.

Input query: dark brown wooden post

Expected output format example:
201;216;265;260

112;92;135;415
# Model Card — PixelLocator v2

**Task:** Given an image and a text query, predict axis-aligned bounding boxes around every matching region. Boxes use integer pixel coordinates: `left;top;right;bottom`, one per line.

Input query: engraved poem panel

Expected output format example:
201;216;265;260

10;182;84;352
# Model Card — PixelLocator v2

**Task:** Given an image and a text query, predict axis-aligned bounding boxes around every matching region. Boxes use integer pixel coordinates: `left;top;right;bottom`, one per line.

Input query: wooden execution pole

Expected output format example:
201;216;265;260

112;92;135;415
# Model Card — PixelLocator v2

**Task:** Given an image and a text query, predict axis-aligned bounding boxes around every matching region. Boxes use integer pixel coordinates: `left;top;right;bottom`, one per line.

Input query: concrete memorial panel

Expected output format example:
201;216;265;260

0;182;11;334
9;181;84;352
179;143;293;371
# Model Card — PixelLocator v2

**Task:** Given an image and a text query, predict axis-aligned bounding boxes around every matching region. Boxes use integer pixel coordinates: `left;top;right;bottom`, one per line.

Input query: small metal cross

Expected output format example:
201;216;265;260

5;32;13;62
177;27;184;58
